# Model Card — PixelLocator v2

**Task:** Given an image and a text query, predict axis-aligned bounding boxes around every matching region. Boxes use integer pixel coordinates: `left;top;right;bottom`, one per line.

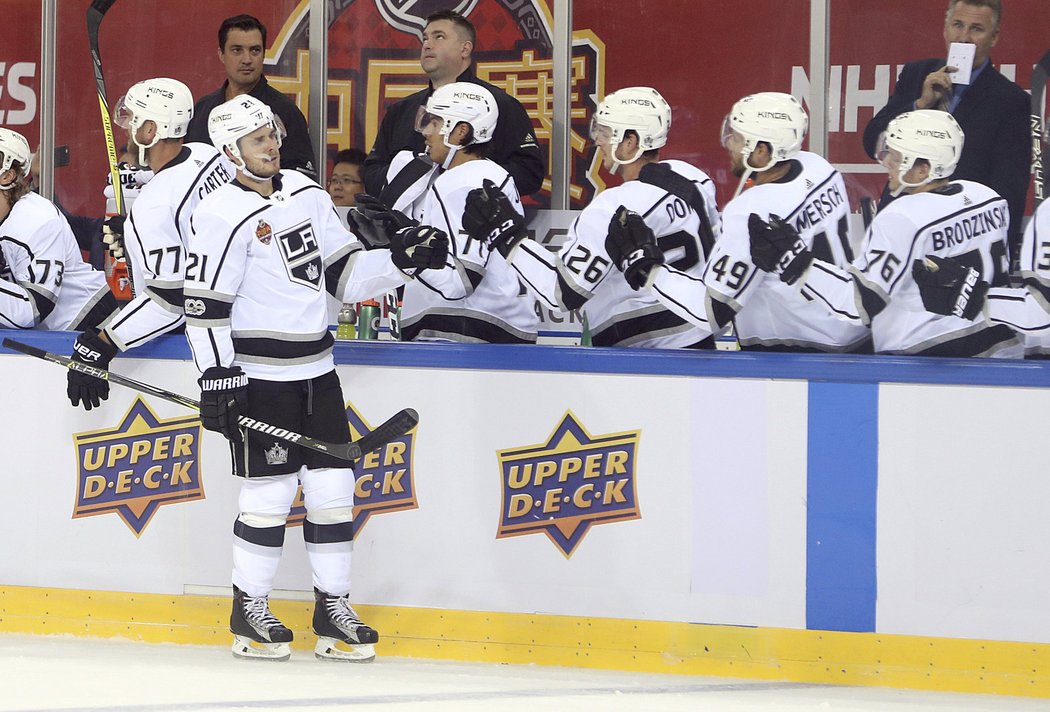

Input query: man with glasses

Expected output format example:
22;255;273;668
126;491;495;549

327;148;367;207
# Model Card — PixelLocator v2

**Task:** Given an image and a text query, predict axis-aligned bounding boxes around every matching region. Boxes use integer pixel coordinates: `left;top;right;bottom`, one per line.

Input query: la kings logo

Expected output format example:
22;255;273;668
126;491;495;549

275;219;323;291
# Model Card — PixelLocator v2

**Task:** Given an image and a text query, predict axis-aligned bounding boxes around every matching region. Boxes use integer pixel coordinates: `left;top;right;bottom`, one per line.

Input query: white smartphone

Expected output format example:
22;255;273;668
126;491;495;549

947;42;976;85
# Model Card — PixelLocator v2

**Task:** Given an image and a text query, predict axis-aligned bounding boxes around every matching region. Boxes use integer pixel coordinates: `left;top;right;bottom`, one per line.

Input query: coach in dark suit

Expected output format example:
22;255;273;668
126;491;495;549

363;10;544;199
863;0;1029;260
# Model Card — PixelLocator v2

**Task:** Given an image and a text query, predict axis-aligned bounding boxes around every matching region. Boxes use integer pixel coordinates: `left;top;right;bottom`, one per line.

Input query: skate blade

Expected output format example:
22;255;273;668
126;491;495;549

232;635;291;661
314;637;376;662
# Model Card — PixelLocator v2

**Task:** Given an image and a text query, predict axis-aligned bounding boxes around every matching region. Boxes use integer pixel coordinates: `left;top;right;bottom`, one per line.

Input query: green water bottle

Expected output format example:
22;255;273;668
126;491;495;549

356;299;380;340
336;303;356;339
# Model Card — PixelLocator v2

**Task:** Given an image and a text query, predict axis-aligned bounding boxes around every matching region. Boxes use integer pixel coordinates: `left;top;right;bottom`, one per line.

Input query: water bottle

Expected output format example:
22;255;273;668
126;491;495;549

336;303;356;339
381;290;403;341
356;299;380;340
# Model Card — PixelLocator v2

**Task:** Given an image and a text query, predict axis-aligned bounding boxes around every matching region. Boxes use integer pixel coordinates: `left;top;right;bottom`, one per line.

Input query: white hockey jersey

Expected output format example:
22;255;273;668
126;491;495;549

508;159;719;348
184;171;408;381
799;179;1019;357
985;199;1050;356
0;192;114;331
652;151;869;352
403;158;537;343
103;143;234;351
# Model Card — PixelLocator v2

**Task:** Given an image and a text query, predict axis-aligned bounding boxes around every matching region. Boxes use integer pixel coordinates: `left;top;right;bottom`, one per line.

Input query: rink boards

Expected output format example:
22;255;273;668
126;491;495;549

1;331;1048;697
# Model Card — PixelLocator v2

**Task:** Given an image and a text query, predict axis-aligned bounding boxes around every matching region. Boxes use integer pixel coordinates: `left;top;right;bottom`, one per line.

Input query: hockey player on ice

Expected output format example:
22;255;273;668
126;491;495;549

462;86;719;348
184;95;448;661
752;109;1020;357
65;78;236;411
0;127;117;335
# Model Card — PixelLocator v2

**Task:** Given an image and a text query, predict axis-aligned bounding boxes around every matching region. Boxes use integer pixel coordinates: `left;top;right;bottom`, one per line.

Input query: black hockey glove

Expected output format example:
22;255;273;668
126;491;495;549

912;255;988;320
748;213;813;285
463;179;527;259
389;225;450;274
66;330;118;411
198;366;249;443
605;206;664;290
102;215;126;260
348;194;416;249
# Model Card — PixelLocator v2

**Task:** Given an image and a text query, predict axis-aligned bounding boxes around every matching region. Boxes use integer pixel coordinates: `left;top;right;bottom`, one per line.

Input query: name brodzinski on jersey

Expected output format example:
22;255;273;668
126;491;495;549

931;204;1008;251
791;181;845;233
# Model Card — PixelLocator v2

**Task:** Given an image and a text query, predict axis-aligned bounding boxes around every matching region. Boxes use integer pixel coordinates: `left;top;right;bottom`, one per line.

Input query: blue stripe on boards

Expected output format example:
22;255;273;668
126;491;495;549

806;382;878;632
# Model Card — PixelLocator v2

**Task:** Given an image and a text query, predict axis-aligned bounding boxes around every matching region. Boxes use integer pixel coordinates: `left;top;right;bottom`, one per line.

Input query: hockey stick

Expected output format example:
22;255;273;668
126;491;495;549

87;0;137;297
2;338;418;463
1032;50;1050;207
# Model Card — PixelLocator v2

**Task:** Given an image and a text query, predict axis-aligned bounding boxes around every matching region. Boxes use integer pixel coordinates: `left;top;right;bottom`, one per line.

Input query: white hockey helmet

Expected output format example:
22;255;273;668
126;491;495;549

721;92;808;170
114;78;194;166
0;127;32;186
208;95;285;168
590;86;671;172
416;82;498;145
877;109;964;195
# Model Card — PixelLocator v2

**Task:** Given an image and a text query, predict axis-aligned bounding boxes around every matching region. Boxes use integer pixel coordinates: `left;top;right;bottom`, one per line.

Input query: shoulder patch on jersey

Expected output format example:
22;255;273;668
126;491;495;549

255;219;273;245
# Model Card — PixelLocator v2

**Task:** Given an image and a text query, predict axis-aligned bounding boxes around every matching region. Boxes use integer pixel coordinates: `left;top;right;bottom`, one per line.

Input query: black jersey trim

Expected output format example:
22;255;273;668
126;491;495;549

401;313;535;344
232;331;335;359
590;309;692;347
173;151;224;241
71;290;118;332
207;204;270;291
912;324;1016;357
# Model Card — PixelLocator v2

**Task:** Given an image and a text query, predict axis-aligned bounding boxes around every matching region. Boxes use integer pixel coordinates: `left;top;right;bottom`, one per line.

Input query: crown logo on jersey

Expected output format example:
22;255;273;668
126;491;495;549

256;220;273;245
265;442;289;465
496;411;641;558
306;263;320;281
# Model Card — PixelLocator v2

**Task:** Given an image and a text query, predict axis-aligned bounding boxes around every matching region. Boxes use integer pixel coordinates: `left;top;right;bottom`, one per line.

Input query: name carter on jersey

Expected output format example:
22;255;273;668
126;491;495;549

931;204;1008;251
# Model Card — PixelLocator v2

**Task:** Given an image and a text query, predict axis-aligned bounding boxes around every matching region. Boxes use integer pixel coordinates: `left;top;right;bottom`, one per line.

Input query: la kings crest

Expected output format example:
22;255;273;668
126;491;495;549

275;219;323;291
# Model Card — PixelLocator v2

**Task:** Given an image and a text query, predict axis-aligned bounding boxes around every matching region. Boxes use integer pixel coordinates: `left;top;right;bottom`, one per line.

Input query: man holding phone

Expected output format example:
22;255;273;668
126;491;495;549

863;0;1029;264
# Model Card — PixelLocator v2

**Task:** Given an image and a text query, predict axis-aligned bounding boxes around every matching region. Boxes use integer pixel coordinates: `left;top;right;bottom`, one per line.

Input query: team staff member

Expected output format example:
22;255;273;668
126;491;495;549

185;95;446;662
753;110;1019;358
186;14;317;180
363;9;544;199
862;0;1028;262
65;78;234;412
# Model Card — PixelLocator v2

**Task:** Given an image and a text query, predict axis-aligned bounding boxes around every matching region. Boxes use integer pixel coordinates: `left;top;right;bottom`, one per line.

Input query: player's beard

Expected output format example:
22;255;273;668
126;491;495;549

243;152;281;179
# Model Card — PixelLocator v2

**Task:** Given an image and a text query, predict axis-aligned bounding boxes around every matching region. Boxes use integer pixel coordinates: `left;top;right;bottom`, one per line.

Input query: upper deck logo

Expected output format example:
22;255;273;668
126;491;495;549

496;411;640;557
287;401;417;536
72;397;204;537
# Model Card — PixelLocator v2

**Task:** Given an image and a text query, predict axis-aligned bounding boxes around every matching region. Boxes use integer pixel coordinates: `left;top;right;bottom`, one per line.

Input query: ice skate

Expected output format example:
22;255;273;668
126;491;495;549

230;585;293;661
312;588;379;662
